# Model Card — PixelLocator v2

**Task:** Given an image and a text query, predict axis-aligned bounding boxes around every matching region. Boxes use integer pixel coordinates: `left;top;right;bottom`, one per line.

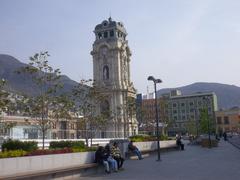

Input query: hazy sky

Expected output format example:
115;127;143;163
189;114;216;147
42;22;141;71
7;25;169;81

0;0;240;93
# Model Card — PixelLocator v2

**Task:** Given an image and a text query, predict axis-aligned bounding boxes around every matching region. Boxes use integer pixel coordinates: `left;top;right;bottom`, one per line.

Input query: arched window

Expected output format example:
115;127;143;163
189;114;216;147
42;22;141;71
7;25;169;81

103;65;109;80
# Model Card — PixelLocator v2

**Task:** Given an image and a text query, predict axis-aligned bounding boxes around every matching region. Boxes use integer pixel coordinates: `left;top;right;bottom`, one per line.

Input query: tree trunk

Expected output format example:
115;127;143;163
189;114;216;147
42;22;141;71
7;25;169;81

42;128;45;150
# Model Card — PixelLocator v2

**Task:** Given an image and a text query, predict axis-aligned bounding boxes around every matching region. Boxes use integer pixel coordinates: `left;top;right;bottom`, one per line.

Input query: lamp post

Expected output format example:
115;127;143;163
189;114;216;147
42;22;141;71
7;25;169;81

147;76;162;161
203;96;211;148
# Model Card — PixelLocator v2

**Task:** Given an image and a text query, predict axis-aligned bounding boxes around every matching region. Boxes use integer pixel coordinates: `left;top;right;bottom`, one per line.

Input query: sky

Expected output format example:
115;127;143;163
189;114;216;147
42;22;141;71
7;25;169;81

0;0;240;93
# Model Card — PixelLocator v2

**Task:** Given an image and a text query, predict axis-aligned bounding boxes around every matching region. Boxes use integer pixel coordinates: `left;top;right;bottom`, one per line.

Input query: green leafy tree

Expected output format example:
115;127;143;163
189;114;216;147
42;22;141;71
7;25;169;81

158;97;169;136
186;118;197;136
0;79;11;136
17;52;63;149
0;79;9;114
199;108;214;134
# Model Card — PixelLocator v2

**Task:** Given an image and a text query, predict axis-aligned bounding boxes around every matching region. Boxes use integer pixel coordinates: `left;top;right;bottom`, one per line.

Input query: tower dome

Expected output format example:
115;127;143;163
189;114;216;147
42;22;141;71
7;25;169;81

94;17;127;42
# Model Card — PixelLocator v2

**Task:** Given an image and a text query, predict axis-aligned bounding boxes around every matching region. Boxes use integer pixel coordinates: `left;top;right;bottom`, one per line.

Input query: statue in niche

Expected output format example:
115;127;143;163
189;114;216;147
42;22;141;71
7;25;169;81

103;65;109;80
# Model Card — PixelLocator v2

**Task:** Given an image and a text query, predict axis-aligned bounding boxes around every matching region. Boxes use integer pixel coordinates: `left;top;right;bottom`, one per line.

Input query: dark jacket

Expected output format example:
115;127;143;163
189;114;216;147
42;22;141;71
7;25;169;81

95;147;108;164
128;142;137;151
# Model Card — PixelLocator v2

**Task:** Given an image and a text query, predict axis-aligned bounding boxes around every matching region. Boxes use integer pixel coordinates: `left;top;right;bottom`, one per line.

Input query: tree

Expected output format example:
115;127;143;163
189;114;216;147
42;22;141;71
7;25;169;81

0;79;10;136
17;52;63;149
126;96;137;136
158;97;169;136
72;79;109;146
199;108;214;134
0;79;9;114
186;118;197;136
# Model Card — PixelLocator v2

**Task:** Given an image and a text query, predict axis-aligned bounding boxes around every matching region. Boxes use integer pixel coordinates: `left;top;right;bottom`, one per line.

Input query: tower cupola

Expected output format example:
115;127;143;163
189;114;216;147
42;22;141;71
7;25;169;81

94;17;127;42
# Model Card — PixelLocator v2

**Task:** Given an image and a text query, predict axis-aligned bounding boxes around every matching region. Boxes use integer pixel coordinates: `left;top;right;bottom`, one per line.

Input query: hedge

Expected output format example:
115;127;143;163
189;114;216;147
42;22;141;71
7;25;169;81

2;140;38;152
49;141;85;149
129;134;169;142
0;150;27;159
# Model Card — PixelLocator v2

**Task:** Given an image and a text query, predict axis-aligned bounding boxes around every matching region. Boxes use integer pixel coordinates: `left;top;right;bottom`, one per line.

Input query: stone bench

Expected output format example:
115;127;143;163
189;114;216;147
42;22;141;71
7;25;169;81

125;143;178;159
0;163;101;180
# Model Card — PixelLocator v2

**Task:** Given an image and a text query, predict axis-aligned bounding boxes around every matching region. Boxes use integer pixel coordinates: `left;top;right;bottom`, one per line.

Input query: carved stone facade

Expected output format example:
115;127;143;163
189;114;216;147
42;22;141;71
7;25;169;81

91;18;138;138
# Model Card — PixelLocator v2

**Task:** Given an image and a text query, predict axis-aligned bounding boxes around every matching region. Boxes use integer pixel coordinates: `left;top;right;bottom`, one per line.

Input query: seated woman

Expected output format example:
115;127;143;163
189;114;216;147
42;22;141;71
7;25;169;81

104;144;118;172
128;140;143;160
95;146;110;173
111;142;125;169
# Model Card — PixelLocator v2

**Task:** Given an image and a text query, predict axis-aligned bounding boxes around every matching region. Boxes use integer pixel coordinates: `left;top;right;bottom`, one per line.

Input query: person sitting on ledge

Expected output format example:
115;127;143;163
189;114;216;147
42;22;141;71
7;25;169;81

128;140;143;160
111;142;125;169
95;146;110;174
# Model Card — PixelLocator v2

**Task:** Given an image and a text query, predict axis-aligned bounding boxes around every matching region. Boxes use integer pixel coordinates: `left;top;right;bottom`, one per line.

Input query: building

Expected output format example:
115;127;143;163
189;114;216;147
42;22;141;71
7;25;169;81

167;90;218;135
0;114;79;140
91;17;138;138
137;90;218;136
215;107;240;134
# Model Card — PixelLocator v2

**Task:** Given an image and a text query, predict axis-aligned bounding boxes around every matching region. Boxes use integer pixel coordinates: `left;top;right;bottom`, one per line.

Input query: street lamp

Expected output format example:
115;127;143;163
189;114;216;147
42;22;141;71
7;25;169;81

147;76;162;161
203;96;211;148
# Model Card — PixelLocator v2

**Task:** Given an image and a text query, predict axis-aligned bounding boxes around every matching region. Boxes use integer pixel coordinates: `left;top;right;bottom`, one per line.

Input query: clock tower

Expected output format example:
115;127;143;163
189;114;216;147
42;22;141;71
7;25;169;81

91;18;138;138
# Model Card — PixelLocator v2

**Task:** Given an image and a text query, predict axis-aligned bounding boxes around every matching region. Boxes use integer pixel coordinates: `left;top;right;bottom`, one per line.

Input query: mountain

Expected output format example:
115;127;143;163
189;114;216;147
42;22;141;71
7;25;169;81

157;82;240;109
1;54;240;109
0;54;78;96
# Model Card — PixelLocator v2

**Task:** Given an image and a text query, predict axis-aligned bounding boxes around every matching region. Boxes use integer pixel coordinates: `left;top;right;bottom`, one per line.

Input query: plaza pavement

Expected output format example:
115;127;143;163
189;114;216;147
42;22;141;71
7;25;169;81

82;140;240;180
228;135;240;149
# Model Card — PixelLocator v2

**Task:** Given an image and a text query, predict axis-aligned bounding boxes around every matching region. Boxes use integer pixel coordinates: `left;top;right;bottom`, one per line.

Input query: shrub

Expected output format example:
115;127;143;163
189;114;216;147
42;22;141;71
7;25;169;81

130;134;169;142
72;146;97;153
129;134;156;142
0;150;27;159
2;140;38;152
26;148;73;156
49;141;85;149
160;134;169;141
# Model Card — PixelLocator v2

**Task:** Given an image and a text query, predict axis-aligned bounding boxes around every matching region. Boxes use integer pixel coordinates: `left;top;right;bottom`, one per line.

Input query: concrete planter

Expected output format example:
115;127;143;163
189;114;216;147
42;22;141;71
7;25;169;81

0;151;95;177
121;140;177;158
201;139;218;148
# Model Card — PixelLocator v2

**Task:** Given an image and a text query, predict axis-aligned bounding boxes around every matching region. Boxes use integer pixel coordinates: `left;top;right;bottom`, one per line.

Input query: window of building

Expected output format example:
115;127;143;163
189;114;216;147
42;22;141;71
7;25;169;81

173;103;177;108
182;110;185;113
224;116;229;124
181;103;185;107
182;116;186;120
190;109;194;113
110;30;114;37
104;31;108;38
217;117;222;124
52;132;57;139
98;32;102;39
70;123;75;130
71;133;75;139
174;116;177;121
173;110;177;114
189;102;194;106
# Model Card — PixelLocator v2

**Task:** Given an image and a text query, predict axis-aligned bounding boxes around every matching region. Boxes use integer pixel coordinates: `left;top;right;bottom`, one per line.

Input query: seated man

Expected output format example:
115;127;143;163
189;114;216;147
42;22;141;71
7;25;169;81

111;142;125;169
128;140;143;160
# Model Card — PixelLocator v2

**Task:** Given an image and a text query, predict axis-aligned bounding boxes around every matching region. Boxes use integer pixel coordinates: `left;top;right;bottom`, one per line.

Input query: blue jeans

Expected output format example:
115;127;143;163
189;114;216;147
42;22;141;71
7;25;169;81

103;160;109;172
133;148;142;159
107;156;118;171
